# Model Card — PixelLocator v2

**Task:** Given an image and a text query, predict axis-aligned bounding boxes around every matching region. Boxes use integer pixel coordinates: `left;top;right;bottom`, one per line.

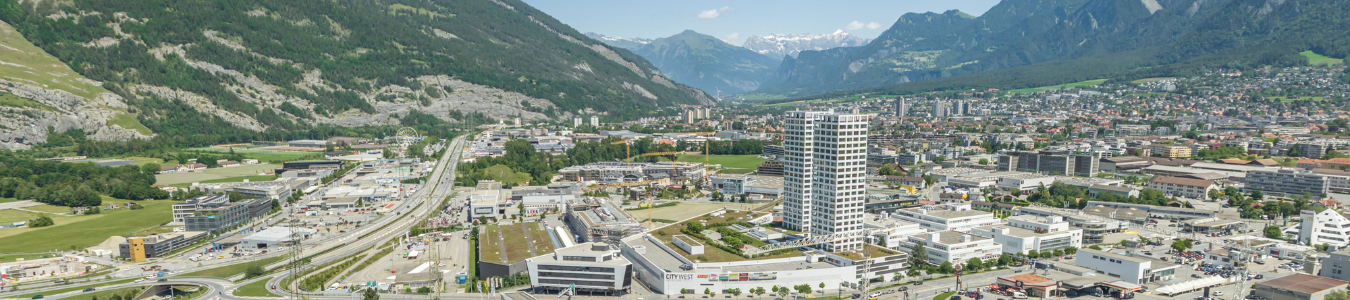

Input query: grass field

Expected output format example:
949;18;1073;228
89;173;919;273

107;113;153;135
1008;79;1107;93
234;277;281;297
0;92;58;112
480;224;503;263
1130;77;1174;84
0;21;110;100
0;199;177;253
184;147;323;163
649;210;799;263
41;286;144;300
644;203;738;225
179;255;286;278
168;175;277;188
0;253;60;262
677;154;766;174
0;197;16;203
525;223;554;256
1301;51;1344;65
155;163;280;185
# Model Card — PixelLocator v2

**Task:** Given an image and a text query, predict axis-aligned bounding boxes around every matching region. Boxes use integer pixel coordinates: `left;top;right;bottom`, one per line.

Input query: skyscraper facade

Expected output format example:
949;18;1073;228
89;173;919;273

782;110;870;252
933;101;948;118
895;98;906;118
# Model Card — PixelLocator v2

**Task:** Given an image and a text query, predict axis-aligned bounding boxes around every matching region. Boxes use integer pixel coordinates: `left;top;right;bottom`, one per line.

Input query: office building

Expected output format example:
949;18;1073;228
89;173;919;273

998;151;1099;177
971;223;1082;255
119;231;208;262
1017;207;1126;244
171;194;229;225
782;110;870;252
527;243;633;295
1253;273;1348;300
896;231;1001;265
566;198;643;244
1075;249;1181;285
470;180;505;220
1247;169;1331;197
890;207;1001;233
864;215;925;250
183;198;270;233
1300;209;1350;248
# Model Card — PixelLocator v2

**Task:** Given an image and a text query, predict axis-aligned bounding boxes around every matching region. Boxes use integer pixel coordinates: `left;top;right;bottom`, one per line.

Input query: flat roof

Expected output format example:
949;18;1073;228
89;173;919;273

902;207;992;219
912;231;989;245
722;260;830;273
627;236;686;270
1256;273;1349;295
532;243;630;266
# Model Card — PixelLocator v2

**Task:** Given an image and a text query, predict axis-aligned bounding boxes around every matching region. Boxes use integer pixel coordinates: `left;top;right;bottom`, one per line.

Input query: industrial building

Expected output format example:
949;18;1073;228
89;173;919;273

557;161;704;183
1252;273;1348;300
238;227;317;250
889;207;1000;233
1074;249;1181;285
470;180;506;220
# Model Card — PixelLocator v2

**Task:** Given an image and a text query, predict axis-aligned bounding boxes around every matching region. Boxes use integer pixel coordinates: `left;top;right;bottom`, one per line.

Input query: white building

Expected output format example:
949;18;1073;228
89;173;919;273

890;207;1001;233
863;214;926;250
970;225;1082;256
782;110;870;252
590;116;600;127
1074;249;1181;285
1299;209;1350;248
896;231;1002;265
527;242;632;294
470;180;505;220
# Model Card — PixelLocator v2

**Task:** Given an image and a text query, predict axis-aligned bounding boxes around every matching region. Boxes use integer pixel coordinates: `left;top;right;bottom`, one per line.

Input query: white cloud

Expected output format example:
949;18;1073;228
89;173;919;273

722;33;741;44
845;20;865;30
846;21;884;30
698;7;733;19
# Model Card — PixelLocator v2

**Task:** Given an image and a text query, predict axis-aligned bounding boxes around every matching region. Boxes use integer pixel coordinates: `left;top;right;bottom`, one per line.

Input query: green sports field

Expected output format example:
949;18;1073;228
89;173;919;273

677;154;767;174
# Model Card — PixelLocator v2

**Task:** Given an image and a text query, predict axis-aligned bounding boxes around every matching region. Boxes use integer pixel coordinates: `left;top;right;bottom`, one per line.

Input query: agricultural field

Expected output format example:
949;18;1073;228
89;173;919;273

1301;51;1344;65
678;154;767;174
167;175;277;188
0;198;178;253
183;147;324;163
155;163;281;185
1008;79;1107;94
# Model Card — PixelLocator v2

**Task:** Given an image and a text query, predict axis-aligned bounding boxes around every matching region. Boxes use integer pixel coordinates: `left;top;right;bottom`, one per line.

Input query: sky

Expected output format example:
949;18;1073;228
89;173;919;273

518;0;1002;45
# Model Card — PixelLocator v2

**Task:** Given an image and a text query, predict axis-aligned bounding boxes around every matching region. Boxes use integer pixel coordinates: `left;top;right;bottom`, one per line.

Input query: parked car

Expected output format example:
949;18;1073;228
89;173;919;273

31;296;42;299
83;288;96;292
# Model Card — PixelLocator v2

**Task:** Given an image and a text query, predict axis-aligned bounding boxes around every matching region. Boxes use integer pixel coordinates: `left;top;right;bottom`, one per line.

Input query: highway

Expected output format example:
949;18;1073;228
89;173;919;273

1;135;468;300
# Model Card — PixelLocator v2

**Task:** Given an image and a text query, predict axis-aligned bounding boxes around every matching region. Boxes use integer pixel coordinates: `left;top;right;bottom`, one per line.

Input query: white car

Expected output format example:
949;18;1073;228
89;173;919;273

1214;291;1224;296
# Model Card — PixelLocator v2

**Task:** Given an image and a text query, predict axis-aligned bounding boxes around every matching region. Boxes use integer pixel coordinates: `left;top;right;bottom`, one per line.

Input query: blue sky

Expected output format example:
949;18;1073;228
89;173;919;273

519;0;1002;45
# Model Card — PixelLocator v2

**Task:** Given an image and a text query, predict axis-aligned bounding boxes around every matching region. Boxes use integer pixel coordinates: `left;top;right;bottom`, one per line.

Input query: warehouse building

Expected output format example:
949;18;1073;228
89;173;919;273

238;227;317;250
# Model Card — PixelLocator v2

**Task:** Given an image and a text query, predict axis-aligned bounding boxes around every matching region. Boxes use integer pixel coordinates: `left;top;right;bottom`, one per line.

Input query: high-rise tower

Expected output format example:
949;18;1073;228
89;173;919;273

782;110;869;252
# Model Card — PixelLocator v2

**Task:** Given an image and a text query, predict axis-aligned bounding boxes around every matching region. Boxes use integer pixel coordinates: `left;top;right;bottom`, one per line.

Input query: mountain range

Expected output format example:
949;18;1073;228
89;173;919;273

589;31;780;95
761;0;1350;98
741;30;872;60
0;0;711;149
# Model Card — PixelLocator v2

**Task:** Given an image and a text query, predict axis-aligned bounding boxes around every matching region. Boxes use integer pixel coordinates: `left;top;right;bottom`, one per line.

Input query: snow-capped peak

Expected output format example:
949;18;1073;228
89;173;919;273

742;31;872;59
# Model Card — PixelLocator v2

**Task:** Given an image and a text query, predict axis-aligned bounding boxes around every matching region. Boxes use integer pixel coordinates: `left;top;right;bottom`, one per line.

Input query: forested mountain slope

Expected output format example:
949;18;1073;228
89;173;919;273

0;0;710;148
759;0;1350;98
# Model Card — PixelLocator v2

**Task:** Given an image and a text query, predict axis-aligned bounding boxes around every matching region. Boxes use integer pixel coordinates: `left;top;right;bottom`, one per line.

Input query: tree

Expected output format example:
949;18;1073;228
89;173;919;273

910;241;929;266
777;287;789;297
938;261;955;274
245;264;265;279
1171;240;1194;252
1264;225;1284;239
753;287;765;298
728;288;742;298
85;206;100;215
1208;189;1222;201
705;288;713;297
978;158;990;165
878;164;895;176
1063;247;1077;255
363;287;380;300
965;258;984;271
29;215;54;228
1250;190;1265;202
1027;250;1040;259
681;288;690;295
892;272;904;282
1052;249;1064;257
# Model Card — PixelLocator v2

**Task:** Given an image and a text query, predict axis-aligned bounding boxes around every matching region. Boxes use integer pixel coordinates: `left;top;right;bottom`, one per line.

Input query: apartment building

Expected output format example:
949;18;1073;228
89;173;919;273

782;110;870;252
896;231;1002;265
1149;145;1192;158
997;151;1098;177
1246;169;1331;197
890;207;1001;233
1145;176;1217;199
